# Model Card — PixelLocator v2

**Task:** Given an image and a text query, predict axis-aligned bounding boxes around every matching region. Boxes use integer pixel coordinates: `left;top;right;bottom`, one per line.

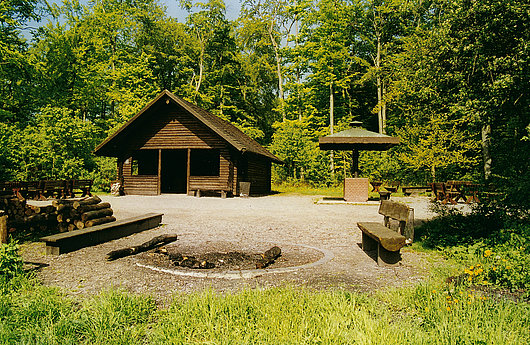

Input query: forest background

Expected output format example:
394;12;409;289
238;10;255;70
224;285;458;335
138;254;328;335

1;0;529;205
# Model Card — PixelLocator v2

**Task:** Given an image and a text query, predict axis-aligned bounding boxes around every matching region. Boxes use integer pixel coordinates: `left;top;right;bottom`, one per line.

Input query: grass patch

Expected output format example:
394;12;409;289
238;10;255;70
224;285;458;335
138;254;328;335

1;276;528;344
272;182;343;197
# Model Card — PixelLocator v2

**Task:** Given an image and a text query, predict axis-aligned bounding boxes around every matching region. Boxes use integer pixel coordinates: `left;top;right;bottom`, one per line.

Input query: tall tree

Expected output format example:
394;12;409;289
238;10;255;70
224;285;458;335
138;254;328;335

240;0;291;121
0;0;40;122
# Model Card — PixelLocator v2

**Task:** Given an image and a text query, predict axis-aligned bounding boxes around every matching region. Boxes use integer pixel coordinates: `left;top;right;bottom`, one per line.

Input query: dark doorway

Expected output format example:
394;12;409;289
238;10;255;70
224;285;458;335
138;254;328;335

161;150;187;193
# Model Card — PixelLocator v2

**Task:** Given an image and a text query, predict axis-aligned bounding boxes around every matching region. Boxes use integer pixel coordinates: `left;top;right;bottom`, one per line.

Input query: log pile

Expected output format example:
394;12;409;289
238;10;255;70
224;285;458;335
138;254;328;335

53;195;116;232
0;195;58;235
0;194;116;236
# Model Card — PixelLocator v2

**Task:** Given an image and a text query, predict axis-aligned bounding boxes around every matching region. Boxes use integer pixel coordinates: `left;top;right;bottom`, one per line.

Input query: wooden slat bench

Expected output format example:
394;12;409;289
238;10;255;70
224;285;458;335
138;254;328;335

40;180;68;199
68;179;93;197
401;186;431;196
191;188;231;199
357;200;411;266
41;213;163;255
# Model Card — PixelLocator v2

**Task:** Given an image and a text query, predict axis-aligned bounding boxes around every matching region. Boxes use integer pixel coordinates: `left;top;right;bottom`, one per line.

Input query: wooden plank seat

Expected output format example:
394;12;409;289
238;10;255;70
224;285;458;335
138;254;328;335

68;179;93;197
25;181;44;200
191;188;231;199
39;180;68;199
357;200;410;266
401;186;431;196
378;181;400;200
0;181;15;197
41;213;163;255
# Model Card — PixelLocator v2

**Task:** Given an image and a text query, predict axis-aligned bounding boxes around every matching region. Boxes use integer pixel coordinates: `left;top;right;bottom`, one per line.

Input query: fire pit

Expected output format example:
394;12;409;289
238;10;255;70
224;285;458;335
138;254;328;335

134;240;334;279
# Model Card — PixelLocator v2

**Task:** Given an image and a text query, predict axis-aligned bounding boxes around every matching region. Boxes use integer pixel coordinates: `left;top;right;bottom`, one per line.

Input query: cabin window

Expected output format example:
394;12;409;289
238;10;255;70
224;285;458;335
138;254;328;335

190;149;220;176
131;150;158;176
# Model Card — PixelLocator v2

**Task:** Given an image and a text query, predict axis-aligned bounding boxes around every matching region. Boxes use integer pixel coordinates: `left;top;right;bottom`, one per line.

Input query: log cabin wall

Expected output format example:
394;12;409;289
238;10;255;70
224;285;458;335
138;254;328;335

121;156;159;195
246;157;272;195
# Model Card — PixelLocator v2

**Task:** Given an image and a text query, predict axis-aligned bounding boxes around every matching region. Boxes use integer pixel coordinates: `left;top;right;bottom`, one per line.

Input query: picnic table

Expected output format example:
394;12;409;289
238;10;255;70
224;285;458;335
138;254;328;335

432;181;482;204
370;181;383;192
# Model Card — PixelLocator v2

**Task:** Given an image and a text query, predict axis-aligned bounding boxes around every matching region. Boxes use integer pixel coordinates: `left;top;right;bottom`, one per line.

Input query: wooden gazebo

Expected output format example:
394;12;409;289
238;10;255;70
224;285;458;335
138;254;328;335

319;121;400;201
94;90;282;197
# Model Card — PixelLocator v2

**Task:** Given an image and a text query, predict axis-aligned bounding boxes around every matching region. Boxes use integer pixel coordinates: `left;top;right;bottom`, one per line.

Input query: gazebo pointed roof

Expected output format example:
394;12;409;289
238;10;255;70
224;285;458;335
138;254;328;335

319;124;400;151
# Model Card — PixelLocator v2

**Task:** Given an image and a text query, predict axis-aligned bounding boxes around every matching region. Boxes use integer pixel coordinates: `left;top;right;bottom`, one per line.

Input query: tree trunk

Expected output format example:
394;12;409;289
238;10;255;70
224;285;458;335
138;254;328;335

255;246;281;269
73;195;101;209
330;83;335;177
81;208;113;222
85;216;116;228
106;234;178;261
0;214;7;244
76;202;111;213
376;32;384;134
481;123;492;182
268;25;285;121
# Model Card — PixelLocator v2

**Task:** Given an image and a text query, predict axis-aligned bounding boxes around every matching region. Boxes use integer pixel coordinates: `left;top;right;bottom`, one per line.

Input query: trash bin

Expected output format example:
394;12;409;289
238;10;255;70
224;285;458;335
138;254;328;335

239;182;251;197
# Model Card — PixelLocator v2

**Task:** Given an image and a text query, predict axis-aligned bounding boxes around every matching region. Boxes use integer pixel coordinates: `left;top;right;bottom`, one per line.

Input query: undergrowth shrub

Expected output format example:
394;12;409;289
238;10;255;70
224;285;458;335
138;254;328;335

0;241;23;285
416;202;530;297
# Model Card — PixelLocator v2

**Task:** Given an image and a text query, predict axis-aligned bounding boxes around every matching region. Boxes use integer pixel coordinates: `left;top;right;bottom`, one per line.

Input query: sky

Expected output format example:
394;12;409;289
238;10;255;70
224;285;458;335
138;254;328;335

162;0;242;22
23;0;242;37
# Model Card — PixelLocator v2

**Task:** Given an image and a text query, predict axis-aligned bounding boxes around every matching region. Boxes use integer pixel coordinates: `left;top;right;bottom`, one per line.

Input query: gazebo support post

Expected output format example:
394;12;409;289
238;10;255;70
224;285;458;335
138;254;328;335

352;149;359;178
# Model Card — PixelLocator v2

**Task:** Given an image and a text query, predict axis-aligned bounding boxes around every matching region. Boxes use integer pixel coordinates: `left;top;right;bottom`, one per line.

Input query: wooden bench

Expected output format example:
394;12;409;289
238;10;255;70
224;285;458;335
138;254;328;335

41;213;163;255
68;179;93;197
357;200;411;266
191;188;231;199
378;181;400;200
40;180;68;199
401;185;431;196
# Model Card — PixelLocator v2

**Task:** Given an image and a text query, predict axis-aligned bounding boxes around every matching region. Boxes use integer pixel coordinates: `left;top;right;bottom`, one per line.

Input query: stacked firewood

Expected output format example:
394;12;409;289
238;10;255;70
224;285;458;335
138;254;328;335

0;194;116;235
53;195;116;232
0;195;58;234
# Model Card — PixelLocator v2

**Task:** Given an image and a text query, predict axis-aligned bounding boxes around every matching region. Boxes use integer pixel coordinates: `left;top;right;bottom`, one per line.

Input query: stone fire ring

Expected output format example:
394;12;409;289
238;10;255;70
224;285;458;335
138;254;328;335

136;242;334;280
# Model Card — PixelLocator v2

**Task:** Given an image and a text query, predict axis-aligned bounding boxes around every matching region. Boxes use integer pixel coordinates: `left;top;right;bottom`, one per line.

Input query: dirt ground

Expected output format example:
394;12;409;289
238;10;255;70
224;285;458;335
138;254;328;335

21;194;441;303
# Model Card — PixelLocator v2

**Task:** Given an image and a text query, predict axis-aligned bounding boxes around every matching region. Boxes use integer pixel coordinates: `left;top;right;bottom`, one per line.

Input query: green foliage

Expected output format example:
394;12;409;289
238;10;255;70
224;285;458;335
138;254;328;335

269;119;331;184
1;278;529;344
417;203;530;295
89;157;117;192
12;106;99;180
0;241;23;284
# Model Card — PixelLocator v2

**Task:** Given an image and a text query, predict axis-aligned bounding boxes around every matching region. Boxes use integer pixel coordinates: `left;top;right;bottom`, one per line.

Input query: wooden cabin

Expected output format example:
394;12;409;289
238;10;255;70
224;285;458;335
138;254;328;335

94;90;282;196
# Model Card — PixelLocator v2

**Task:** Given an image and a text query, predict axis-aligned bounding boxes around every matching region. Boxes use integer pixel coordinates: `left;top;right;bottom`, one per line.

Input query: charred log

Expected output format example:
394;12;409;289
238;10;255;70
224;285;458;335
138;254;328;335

106;234;178;261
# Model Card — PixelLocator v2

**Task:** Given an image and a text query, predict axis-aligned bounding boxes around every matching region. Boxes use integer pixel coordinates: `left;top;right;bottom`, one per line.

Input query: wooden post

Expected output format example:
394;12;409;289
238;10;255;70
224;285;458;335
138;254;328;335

157;149;162;195
0;213;7;244
352;149;359;178
186;148;191;195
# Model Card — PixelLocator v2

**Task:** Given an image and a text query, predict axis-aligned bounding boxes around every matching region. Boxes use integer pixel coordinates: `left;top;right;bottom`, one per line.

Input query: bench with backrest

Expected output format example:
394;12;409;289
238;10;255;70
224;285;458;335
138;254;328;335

401;185;431;196
40;180;68;199
357;200;411;266
68;179;93;197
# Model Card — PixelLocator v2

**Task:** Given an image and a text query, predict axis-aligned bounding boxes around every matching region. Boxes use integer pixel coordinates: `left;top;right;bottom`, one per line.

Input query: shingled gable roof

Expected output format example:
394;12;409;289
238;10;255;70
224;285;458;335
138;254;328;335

94;90;282;164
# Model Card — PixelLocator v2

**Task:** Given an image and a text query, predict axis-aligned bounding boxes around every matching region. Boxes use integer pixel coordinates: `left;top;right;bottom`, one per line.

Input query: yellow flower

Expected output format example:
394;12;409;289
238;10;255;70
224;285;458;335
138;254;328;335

469;265;475;270
475;268;483;275
453;299;459;303
446;306;451;311
425;307;430;312
432;290;437;294
506;266;511;270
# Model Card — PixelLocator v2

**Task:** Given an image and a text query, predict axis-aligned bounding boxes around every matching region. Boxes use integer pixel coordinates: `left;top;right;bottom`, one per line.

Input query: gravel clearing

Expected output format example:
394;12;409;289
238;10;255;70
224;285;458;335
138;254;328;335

21;194;440;303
